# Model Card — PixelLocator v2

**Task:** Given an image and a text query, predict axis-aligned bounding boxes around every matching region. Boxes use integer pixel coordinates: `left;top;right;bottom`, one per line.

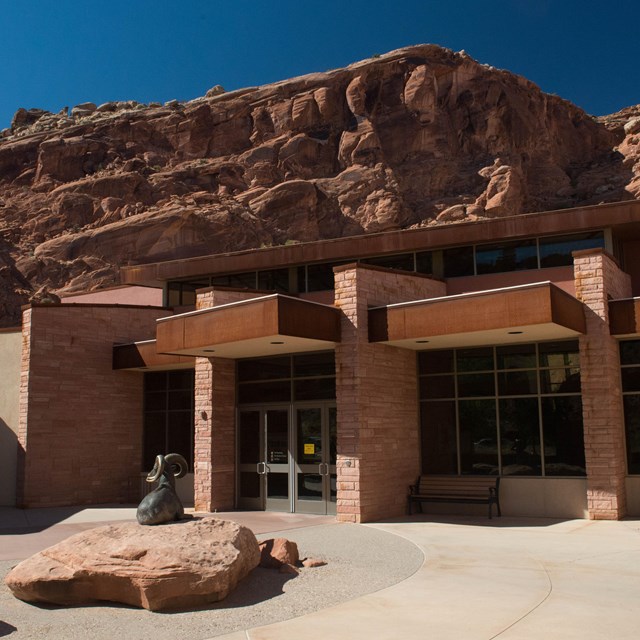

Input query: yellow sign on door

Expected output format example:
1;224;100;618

304;443;315;455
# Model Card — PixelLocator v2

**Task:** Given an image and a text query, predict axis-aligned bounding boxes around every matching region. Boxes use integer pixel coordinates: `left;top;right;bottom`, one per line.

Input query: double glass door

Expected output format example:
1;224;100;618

238;403;336;514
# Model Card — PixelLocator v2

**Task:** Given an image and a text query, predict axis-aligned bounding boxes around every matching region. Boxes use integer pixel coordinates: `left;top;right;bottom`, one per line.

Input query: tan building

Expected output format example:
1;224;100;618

6;199;640;521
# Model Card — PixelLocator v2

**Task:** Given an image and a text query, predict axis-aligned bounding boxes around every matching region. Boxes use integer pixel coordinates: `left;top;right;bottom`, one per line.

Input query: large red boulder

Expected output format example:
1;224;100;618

4;517;260;611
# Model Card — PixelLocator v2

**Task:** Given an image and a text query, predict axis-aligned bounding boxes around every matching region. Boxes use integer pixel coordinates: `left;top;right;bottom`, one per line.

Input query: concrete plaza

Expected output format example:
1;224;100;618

1;508;639;639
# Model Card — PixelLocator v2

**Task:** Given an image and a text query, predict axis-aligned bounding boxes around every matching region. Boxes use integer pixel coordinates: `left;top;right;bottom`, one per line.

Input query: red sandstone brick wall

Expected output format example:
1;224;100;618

17;304;167;508
194;357;236;511
574;249;632;519
334;265;446;522
193;289;261;511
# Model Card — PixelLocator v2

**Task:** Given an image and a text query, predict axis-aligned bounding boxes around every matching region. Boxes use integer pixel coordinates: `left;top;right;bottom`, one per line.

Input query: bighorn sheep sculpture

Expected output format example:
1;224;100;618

136;453;188;525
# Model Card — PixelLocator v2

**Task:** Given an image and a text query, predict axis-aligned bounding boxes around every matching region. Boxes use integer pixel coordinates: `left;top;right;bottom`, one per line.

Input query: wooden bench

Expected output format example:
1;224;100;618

408;475;501;519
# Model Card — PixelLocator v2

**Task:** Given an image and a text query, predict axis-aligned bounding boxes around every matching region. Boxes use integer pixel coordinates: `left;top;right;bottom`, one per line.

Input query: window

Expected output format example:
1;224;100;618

165;230;608;302
238;352;336;404
476;239;538;274
418;341;585;476
620;340;640;474
539;232;605;268
362;253;415;272
143;370;195;472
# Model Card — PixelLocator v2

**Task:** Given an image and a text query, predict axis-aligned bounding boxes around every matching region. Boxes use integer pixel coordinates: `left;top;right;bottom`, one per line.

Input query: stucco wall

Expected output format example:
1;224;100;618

0;330;22;506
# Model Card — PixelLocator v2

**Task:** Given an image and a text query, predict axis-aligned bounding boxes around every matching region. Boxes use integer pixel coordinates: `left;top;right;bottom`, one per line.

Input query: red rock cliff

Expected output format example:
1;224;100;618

0;44;638;325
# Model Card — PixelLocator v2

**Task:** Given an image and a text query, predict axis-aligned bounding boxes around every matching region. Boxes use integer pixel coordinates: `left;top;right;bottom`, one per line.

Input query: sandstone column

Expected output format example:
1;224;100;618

574;248;632;519
193;356;236;512
333;264;445;522
192;288;264;512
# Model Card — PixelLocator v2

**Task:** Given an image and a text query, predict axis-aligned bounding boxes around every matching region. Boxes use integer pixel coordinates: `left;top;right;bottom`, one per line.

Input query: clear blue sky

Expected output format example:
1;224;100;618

1;0;637;131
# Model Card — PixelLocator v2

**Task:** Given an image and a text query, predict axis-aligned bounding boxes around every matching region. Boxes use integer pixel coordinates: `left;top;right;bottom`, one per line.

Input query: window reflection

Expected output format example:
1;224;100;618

419;341;583;477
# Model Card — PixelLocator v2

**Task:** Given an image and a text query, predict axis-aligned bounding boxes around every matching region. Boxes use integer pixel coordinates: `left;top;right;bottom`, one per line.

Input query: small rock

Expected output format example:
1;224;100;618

259;538;299;568
302;557;327;568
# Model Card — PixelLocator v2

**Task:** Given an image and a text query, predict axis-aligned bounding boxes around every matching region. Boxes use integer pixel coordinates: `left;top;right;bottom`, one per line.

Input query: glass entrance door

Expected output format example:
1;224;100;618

237;403;336;514
294;404;337;515
238;406;291;511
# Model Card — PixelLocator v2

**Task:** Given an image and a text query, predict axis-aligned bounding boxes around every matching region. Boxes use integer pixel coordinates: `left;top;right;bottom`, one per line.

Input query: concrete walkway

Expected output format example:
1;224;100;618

218;515;640;640
2;507;640;639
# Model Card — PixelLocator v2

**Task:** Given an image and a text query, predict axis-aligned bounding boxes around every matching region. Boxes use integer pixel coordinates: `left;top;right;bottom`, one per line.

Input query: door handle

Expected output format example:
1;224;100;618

319;463;329;476
257;462;267;475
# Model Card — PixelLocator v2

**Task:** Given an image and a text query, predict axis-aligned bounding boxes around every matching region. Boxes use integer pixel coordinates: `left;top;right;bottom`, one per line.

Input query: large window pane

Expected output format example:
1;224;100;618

476;239;538;274
143;369;194;473
421;401;457;474
624;396;640;474
239;411;260;465
620;340;640;365
458;373;495;397
496;344;536;370
167;412;193;469
237;356;290;382
540;368;581;394
542;396;586;476
420;375;455;399
294;377;335;401
418;350;454;374
459;400;498;475
258;268;290;292
306;263;337;292
498;370;538;396
416;251;433;275
145;371;167;392
293;352;335;377
238;380;291;404
499;399;542;475
168;389;192;411
143;413;166;471
622;368;640;393
539;341;580;368
363;253;415;272
457;347;494;372
443;246;474;278
539;232;604;268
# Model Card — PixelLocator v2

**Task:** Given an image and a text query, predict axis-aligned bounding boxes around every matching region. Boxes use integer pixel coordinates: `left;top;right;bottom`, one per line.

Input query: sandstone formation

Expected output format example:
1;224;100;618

1;44;639;326
4;518;260;611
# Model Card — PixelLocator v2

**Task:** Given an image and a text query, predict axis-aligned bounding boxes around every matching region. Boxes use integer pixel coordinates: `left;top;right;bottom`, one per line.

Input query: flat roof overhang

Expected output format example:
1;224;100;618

155;294;341;358
113;340;194;371
609;298;640;337
369;282;586;350
121;200;640;287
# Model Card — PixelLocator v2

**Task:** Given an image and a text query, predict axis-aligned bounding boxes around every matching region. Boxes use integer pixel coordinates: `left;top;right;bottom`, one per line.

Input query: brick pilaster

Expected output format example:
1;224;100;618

192;288;261;512
193;357;236;512
333;264;446;522
574;248;631;519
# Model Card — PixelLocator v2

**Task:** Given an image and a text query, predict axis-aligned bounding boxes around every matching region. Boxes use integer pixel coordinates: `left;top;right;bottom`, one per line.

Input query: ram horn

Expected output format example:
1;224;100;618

146;455;165;483
164;453;188;478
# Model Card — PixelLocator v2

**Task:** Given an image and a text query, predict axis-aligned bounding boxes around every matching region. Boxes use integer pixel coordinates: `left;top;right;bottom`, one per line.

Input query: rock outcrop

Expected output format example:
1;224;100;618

0;44;638;326
4;518;260;611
